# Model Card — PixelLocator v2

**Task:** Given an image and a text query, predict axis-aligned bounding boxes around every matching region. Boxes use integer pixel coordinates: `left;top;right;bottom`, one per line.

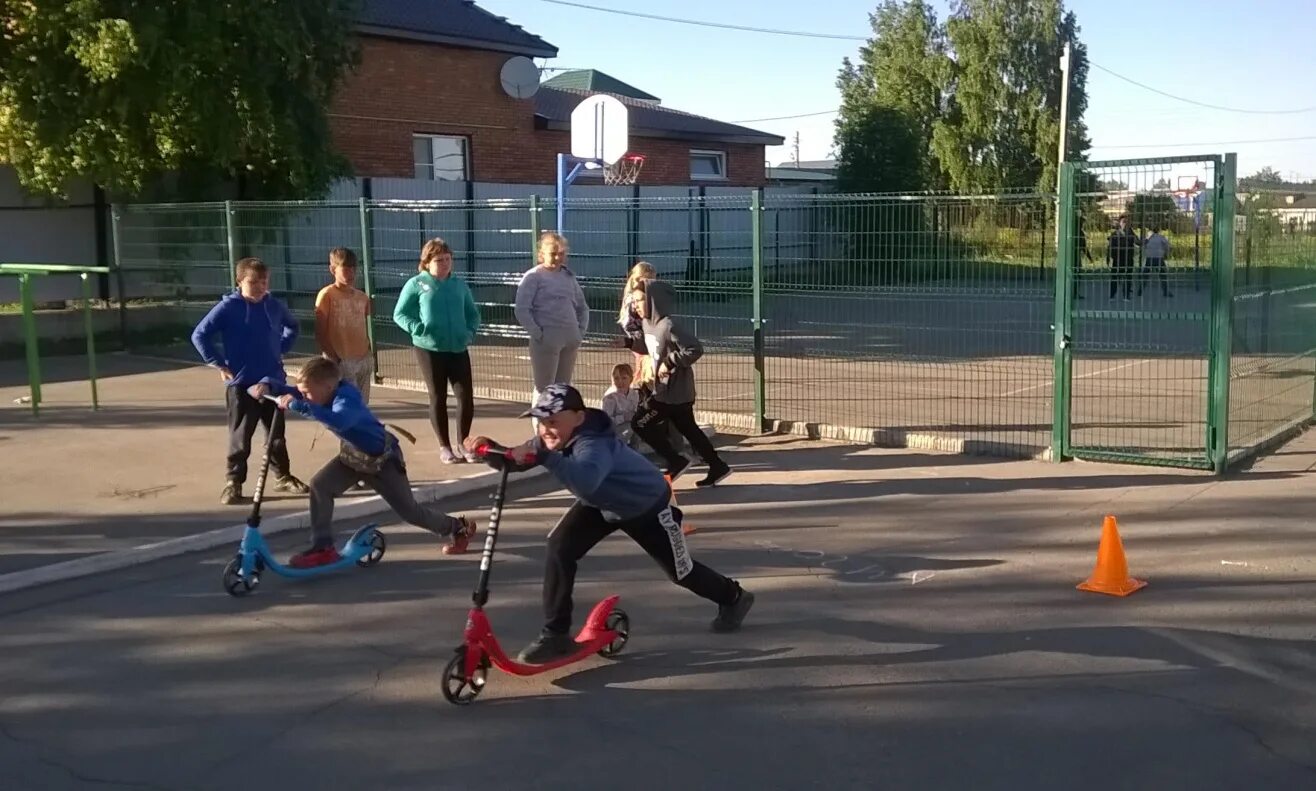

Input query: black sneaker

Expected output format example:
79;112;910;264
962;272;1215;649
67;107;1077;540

666;456;690;481
712;588;755;633
516;632;579;665
274;475;309;494
220;482;242;505
696;462;731;488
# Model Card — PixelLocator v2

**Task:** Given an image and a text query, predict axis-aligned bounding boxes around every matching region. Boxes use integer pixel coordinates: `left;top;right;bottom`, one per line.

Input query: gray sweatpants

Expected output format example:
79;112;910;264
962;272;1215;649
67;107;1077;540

309;454;460;546
529;324;582;399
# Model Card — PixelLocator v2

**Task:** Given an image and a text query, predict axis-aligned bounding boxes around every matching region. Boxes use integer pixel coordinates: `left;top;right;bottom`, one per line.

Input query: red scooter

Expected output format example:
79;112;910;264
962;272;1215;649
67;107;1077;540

440;443;630;705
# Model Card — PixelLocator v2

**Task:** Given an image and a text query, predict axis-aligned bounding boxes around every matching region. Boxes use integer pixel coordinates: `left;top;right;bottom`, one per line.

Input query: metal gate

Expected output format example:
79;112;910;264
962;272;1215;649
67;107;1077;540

1053;155;1236;470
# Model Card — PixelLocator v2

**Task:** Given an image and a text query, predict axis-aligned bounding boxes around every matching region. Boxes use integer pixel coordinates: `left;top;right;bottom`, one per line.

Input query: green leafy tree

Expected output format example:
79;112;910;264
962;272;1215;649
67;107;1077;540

0;0;361;199
1246;166;1285;186
835;0;946;191
931;0;1090;193
1126;193;1182;232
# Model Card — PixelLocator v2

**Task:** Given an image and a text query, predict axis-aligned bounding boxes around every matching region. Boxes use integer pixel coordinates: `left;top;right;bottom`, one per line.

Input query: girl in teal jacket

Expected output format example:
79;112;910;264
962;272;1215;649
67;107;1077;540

393;237;482;463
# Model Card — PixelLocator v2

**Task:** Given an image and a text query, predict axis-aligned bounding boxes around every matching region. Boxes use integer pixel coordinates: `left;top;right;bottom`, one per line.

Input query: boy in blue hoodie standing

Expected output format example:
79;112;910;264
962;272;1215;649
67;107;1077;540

464;383;754;665
191;257;309;505
262;357;477;568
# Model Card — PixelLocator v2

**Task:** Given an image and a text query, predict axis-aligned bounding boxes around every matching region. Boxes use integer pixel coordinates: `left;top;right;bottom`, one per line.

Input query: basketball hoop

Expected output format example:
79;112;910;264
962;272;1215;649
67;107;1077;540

604;154;645;186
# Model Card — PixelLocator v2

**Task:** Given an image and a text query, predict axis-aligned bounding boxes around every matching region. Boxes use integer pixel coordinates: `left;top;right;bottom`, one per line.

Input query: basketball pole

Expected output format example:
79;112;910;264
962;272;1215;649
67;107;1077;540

555;152;591;233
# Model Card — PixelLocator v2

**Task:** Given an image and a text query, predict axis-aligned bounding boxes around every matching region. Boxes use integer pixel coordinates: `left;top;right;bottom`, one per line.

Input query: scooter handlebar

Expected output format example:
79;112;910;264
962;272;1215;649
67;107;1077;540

473;443;538;468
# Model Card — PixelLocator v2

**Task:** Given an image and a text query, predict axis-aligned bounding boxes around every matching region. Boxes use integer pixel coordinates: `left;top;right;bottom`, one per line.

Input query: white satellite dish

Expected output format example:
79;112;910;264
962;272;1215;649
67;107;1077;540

570;94;629;165
499;56;540;99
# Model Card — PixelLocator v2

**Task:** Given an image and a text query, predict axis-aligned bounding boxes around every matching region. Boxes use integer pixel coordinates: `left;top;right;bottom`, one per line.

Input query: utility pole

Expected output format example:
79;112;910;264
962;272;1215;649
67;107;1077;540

793;131;801;165
1055;39;1072;246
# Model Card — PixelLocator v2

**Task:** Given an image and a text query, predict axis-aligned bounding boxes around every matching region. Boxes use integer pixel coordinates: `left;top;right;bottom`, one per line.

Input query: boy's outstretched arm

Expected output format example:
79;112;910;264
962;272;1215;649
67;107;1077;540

533;433;611;494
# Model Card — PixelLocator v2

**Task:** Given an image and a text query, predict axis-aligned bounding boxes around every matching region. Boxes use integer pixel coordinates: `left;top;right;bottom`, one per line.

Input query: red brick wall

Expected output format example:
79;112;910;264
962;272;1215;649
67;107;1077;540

329;37;768;187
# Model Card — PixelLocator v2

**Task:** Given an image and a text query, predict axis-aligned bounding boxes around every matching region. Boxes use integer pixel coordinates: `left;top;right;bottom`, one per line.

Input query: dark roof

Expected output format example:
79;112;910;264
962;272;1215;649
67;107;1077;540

534;87;784;147
543;70;660;103
355;0;557;58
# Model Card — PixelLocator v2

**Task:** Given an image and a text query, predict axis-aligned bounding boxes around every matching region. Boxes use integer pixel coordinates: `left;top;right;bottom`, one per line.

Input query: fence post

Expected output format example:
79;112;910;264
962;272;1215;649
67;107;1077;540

81;272;99;410
1207;153;1238;473
358;197;380;382
19;273;41;416
224;200;238;285
751;188;766;432
110;205;128;350
1051;163;1076;462
464;180;477;274
529;194;541;253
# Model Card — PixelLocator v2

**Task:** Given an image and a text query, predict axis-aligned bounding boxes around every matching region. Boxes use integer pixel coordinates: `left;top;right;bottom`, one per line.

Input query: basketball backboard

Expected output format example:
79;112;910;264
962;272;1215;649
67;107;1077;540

570;95;629;165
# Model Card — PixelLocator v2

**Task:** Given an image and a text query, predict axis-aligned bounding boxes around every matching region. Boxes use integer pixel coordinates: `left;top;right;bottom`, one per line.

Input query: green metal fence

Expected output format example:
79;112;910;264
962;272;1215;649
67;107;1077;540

110;164;1316;472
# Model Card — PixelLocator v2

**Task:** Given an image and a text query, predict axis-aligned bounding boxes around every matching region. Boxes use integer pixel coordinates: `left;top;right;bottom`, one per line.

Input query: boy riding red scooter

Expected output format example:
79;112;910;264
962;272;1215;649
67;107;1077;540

465;383;754;665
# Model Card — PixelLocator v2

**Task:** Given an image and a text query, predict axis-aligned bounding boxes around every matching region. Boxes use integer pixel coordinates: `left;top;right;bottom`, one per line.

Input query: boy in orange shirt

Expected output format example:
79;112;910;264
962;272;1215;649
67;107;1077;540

315;247;374;401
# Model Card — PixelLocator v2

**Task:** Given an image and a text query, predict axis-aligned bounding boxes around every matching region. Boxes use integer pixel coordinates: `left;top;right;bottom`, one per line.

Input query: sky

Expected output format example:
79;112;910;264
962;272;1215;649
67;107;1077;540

478;0;1316;183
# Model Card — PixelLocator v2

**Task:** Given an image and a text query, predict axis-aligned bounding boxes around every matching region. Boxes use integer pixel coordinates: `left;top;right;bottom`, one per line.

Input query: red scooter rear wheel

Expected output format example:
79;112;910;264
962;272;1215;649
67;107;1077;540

597;609;630;658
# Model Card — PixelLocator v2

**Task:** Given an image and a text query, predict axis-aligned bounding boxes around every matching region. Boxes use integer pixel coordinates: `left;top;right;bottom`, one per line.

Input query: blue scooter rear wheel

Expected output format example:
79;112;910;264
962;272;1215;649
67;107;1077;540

356;531;386;568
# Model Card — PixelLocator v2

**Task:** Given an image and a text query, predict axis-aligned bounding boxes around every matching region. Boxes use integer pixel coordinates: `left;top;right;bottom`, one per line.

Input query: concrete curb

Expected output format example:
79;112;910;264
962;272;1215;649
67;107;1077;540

0;466;550;596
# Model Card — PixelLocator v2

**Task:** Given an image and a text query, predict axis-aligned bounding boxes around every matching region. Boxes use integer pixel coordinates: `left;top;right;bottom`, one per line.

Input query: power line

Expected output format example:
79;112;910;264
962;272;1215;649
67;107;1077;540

731;109;838;123
537;0;866;41
1089;133;1316;148
1090;63;1316;115
543;1;1316;118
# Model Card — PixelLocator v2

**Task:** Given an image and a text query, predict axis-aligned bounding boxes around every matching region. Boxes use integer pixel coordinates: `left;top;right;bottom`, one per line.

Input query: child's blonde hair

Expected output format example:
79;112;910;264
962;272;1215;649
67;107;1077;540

611;362;634;383
634;354;655;388
419;237;452;272
619;261;656;323
329;247;358;270
537;231;568;265
297;356;341;386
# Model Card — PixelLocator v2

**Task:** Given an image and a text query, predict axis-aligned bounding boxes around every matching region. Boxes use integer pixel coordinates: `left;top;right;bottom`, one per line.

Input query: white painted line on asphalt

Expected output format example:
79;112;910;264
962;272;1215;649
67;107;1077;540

1000;358;1156;397
0;466;550;596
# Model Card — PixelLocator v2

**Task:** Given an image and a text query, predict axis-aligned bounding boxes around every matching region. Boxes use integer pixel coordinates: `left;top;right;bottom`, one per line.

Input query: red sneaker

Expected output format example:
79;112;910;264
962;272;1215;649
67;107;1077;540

442;517;478;556
288;546;342;569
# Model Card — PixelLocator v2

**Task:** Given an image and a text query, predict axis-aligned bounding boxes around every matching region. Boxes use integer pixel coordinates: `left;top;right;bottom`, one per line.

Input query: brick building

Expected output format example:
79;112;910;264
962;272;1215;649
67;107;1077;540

332;0;782;187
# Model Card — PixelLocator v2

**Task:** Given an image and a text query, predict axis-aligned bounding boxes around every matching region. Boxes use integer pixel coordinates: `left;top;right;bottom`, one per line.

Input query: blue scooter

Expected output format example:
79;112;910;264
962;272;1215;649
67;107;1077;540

222;394;386;596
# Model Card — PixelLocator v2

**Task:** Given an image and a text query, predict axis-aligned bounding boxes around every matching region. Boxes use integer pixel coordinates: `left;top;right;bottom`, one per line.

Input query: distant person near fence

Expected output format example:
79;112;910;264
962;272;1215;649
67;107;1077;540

1139;226;1172;298
393;238;482;464
515;231;589;413
315;247;373;401
1107;214;1140;302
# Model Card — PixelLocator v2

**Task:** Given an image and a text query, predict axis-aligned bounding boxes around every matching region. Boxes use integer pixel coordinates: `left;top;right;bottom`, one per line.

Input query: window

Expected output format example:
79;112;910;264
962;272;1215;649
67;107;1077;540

690;149;727;180
413;134;469;181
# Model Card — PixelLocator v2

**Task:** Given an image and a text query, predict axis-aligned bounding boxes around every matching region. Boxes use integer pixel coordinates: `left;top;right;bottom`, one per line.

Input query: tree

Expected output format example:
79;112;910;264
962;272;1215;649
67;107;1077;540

1126;194;1181;232
1100;179;1128;191
0;1;361;200
1246;166;1285;185
1153;177;1171;190
930;0;1090;193
835;0;946;191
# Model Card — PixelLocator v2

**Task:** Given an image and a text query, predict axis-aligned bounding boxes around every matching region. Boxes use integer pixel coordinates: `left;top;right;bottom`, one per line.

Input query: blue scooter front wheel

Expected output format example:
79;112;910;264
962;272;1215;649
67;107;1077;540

222;556;258;597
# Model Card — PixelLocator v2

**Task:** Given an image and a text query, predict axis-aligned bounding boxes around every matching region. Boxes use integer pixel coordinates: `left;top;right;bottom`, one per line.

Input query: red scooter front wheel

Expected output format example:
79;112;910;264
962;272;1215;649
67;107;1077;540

441;646;488;705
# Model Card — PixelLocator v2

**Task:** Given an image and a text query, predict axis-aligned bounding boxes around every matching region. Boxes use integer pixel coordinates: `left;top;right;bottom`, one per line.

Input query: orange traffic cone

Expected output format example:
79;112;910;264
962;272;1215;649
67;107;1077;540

1077;515;1147;597
664;474;697;535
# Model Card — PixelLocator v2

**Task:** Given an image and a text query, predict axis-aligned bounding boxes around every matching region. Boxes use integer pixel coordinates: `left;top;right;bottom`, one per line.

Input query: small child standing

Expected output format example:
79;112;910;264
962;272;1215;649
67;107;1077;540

315;247;374;401
602;363;641;448
191;257;309;505
261;357;477;568
1139;226;1172;298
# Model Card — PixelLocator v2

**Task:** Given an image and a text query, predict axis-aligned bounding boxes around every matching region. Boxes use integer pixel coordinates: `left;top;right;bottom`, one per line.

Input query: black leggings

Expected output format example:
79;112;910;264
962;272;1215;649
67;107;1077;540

634;400;722;468
542;500;740;634
413;348;474;449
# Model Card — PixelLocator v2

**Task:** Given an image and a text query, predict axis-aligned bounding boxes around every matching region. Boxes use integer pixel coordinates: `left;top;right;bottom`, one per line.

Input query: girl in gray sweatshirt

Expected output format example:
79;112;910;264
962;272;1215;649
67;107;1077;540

514;232;590;405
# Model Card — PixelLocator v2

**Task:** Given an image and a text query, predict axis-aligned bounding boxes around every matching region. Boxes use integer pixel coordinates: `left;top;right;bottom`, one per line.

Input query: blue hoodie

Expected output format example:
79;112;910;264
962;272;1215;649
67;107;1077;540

274;380;390;456
191;291;299;387
532;409;670;522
